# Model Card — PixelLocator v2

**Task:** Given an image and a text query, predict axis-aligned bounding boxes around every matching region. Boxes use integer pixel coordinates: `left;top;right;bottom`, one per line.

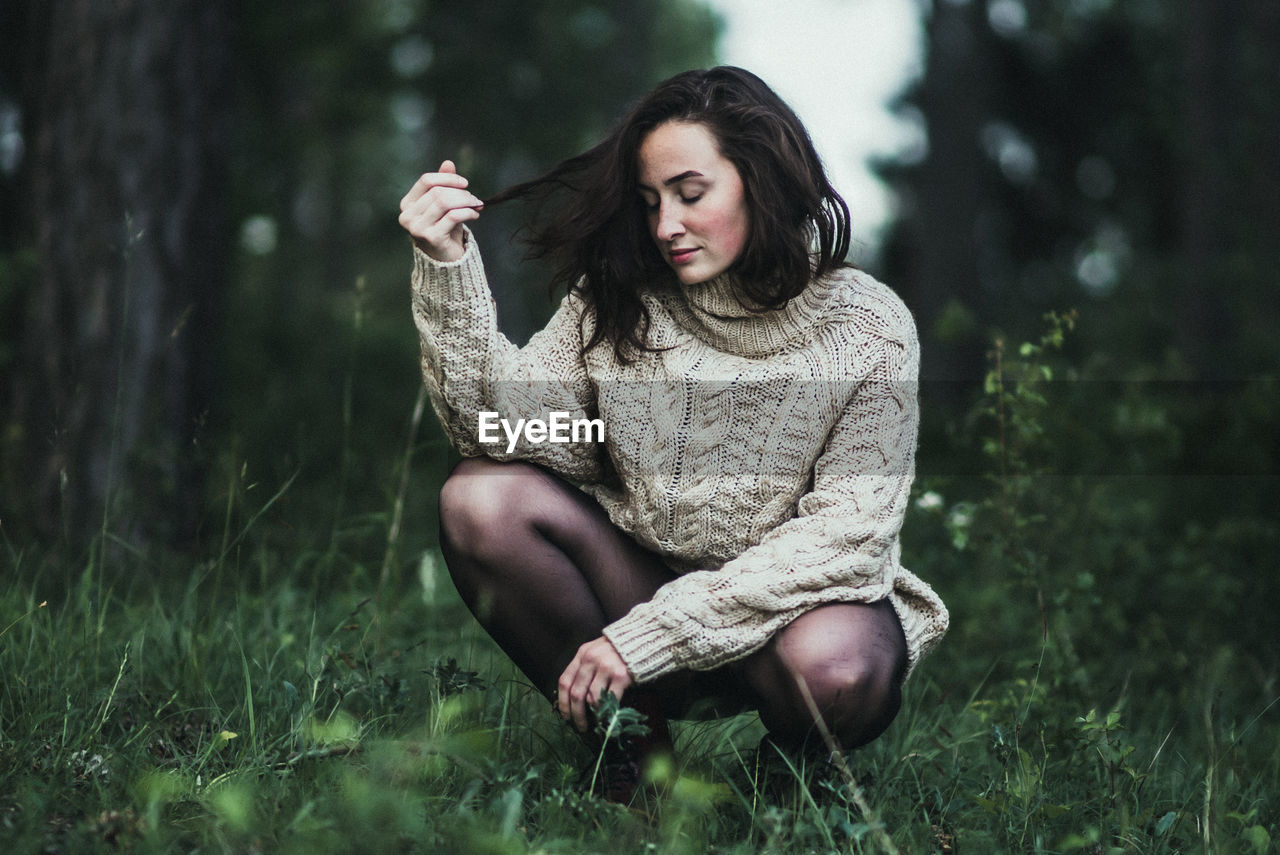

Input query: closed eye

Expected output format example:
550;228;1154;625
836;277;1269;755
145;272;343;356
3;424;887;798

639;194;703;212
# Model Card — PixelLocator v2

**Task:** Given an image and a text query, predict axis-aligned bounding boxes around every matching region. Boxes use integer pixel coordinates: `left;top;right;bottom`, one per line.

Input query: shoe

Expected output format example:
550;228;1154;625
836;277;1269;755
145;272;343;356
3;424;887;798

577;694;674;805
745;734;863;808
583;732;645;803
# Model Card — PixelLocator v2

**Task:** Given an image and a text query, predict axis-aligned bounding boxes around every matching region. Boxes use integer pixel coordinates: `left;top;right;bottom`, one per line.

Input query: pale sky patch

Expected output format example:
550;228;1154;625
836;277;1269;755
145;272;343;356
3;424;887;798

704;0;925;260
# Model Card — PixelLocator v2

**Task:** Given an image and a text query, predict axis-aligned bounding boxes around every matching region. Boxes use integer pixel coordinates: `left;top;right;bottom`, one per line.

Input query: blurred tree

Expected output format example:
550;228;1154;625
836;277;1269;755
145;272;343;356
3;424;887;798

1175;0;1280;377
0;0;32;471
1;1;719;550
879;0;1280;386
875;0;1003;396
880;0;1280;688
3;0;231;546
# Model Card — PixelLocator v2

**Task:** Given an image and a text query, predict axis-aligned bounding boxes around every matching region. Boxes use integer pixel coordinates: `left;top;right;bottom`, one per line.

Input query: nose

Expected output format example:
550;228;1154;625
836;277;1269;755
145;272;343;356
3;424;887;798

654;203;684;242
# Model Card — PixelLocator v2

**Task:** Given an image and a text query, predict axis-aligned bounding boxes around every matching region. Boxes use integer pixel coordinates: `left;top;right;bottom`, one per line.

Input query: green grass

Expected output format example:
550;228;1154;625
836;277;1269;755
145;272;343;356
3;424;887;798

2;316;1277;853
2;523;1276;854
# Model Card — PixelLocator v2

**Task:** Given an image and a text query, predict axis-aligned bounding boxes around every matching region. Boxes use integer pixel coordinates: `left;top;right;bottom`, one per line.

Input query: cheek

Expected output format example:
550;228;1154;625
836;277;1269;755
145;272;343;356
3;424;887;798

709;205;750;261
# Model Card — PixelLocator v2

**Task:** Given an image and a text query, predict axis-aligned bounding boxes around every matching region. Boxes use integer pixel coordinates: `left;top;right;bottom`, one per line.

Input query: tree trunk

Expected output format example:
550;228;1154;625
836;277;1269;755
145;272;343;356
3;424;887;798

1176;0;1280;377
884;0;1000;397
1176;0;1234;378
17;0;230;546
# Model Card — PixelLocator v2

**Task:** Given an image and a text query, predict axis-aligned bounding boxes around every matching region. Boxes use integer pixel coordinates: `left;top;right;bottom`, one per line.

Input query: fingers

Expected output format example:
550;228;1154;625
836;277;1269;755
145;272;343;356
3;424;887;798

557;658;600;732
398;195;481;255
399;170;472;211
559;667;592;732
401;186;483;223
398;164;485;261
556;639;633;733
398;158;472;215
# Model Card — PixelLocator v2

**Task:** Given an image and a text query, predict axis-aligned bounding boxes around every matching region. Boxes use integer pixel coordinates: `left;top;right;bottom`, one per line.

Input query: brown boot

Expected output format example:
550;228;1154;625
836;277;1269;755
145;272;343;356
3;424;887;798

579;692;674;804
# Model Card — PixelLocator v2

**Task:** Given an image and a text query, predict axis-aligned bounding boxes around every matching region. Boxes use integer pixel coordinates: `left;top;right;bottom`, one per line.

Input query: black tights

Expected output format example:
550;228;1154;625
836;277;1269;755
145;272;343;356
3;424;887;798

438;457;908;750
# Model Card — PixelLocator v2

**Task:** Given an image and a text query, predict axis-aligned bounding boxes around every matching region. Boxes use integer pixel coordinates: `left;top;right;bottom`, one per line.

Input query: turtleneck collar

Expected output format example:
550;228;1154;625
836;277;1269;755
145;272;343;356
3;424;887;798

660;270;844;357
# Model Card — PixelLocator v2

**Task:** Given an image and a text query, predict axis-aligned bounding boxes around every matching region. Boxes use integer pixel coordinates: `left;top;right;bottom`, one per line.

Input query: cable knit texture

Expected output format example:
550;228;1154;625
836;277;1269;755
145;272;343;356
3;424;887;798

411;230;948;684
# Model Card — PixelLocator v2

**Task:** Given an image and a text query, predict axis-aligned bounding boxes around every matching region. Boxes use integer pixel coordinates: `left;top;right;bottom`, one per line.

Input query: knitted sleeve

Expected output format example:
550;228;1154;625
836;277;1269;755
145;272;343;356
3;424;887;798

410;231;604;482
602;310;926;682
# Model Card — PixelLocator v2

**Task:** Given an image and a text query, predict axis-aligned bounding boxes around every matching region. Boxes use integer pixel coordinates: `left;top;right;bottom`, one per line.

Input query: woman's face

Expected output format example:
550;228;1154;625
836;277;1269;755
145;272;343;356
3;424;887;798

637;121;750;286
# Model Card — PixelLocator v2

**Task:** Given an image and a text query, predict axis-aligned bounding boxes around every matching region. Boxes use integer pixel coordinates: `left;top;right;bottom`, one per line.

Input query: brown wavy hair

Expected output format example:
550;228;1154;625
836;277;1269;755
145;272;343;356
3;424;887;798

486;66;851;361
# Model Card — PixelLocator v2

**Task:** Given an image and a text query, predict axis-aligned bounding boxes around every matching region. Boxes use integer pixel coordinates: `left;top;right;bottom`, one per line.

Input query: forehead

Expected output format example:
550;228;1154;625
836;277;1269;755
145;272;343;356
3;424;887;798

637;121;727;183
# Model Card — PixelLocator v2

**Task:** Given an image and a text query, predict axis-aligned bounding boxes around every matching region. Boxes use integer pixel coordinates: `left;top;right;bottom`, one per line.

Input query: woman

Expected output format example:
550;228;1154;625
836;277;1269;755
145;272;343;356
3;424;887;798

399;66;947;801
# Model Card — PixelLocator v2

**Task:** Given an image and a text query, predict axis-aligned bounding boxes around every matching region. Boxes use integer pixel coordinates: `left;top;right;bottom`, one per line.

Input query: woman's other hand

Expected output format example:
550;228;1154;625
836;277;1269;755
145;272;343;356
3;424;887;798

557;636;633;733
398;160;484;262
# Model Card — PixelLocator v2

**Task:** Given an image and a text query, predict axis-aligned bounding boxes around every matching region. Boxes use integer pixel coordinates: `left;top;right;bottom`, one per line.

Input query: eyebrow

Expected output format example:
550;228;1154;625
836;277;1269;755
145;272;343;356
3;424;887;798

638;170;706;191
664;170;704;186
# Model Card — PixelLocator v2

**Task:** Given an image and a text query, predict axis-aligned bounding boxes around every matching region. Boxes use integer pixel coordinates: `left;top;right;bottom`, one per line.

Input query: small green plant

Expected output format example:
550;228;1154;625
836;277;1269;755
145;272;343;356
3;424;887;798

427;657;491;697
582;689;650;797
1074;708;1144;811
592;688;651;743
979;310;1078;610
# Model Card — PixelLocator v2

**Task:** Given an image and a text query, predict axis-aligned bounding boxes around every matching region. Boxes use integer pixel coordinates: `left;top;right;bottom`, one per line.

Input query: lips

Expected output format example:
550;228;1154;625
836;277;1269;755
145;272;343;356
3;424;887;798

669;247;698;264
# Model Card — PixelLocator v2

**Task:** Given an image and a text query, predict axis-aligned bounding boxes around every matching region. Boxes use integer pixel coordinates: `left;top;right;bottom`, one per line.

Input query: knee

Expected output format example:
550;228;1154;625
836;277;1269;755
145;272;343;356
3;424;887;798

801;658;893;714
776;656;902;749
437;457;532;560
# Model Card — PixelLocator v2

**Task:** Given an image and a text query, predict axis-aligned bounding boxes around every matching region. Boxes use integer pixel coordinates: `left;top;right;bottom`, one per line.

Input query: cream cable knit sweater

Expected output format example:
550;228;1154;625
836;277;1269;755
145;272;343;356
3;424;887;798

411;230;948;683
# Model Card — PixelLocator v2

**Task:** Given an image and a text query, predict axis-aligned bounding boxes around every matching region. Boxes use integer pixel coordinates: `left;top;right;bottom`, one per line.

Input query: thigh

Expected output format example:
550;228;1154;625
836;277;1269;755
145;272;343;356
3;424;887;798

442;457;677;621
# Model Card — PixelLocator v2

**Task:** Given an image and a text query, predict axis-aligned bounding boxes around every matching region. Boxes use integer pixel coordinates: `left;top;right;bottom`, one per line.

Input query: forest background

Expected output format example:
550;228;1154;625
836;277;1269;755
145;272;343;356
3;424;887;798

1;0;1278;852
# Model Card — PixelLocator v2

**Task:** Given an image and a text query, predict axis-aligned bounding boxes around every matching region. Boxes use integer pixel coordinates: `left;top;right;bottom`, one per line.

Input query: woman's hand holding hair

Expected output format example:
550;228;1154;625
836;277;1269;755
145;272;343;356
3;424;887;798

557;636;633;733
398;160;484;262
